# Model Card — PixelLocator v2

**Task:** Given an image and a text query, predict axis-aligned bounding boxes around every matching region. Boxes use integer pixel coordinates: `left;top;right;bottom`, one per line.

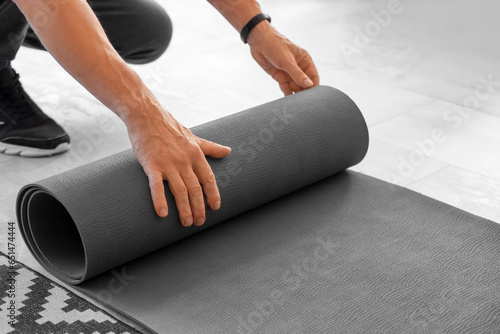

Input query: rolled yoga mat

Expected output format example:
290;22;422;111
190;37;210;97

17;86;500;333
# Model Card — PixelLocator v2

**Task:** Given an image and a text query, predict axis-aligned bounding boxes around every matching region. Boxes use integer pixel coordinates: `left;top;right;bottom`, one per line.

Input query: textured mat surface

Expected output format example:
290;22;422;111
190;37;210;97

0;252;141;334
80;171;500;333
16;86;500;333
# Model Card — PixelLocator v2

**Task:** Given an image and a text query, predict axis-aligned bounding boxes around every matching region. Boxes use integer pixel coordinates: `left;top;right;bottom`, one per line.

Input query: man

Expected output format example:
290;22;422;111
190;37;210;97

0;0;319;226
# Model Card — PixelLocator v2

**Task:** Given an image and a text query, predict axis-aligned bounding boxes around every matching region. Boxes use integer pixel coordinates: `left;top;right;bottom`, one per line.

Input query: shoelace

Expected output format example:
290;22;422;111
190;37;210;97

0;73;37;122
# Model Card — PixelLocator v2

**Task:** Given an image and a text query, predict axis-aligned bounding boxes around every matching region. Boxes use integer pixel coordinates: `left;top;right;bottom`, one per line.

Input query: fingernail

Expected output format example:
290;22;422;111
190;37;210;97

303;78;314;87
196;218;205;226
214;201;221;210
160;208;167;217
184;217;193;227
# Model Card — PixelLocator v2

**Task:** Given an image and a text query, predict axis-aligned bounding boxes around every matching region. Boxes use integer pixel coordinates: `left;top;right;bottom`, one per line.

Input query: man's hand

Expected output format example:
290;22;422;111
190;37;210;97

208;0;320;96
247;22;320;96
14;0;230;226
127;108;231;227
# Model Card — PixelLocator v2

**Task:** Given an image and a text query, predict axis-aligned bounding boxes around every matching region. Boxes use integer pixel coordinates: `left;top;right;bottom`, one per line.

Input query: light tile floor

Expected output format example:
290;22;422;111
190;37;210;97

1;0;500;329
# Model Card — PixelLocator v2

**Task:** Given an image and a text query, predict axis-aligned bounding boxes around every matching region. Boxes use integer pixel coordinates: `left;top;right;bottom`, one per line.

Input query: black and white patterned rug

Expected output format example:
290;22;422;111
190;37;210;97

0;252;142;334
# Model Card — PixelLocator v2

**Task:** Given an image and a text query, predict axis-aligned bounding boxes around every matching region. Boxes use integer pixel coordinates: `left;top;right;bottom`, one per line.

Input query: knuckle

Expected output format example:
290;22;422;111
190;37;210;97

189;144;204;158
177;142;203;162
204;171;216;184
189;184;203;196
149;178;164;189
171;184;188;196
181;127;194;136
299;47;309;55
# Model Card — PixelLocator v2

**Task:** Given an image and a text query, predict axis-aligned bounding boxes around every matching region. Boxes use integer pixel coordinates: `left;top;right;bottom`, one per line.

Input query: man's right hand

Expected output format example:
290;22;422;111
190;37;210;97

14;0;231;227
126;107;231;227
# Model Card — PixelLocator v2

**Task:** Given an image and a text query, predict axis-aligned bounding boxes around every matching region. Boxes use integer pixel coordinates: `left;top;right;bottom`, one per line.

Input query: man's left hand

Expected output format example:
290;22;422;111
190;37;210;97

247;21;320;96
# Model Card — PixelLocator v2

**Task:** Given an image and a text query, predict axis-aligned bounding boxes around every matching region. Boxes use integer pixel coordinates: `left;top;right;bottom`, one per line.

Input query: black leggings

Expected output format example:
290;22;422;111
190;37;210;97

0;0;172;65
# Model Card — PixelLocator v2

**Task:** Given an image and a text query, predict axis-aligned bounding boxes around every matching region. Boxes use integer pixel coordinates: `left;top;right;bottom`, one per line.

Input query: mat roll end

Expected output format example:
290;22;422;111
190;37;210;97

17;185;88;284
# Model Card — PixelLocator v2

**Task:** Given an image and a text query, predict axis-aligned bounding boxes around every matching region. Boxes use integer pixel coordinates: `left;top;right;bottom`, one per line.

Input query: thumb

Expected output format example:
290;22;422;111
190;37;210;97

198;139;232;158
286;61;314;89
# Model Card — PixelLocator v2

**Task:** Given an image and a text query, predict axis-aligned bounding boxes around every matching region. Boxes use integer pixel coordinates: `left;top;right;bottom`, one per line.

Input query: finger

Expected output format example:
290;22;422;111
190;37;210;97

271;70;293;96
284;60;314;90
279;81;293;96
166;172;193;226
181;169;206;226
308;70;320;87
299;55;320;86
194;159;221;211
198;139;231;158
289;80;304;94
147;171;168;218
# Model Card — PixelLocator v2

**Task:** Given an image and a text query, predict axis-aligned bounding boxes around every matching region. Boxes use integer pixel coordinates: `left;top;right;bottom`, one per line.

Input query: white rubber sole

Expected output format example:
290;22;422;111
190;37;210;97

0;141;70;157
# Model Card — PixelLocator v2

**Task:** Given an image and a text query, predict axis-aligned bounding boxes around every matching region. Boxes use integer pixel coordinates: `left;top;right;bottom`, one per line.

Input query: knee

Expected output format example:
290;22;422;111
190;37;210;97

122;3;173;64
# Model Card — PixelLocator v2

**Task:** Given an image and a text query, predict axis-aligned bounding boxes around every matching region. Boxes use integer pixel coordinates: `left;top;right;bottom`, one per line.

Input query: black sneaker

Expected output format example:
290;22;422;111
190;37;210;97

0;65;70;157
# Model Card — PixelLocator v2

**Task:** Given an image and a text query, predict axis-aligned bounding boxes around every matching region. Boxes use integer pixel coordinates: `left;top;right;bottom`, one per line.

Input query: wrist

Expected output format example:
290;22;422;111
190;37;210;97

120;98;165;130
242;14;272;45
108;72;163;128
247;20;275;47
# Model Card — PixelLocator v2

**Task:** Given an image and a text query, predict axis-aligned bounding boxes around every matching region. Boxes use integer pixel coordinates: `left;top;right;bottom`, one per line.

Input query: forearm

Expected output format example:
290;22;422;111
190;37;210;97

207;0;261;31
13;0;159;126
207;0;274;45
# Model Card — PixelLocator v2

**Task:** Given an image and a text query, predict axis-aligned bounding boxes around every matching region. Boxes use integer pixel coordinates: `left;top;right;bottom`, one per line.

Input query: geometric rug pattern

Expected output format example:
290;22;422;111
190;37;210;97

0;252;142;334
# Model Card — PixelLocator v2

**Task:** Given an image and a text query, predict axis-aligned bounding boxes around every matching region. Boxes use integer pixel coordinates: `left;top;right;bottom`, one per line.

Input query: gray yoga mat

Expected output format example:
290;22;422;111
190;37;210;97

17;86;500;333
